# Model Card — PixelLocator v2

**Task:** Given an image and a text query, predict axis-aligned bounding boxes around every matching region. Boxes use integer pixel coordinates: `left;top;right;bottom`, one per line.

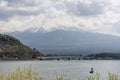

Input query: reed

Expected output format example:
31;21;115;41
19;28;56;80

87;73;118;80
87;73;100;80
108;73;118;80
55;75;70;80
0;66;43;80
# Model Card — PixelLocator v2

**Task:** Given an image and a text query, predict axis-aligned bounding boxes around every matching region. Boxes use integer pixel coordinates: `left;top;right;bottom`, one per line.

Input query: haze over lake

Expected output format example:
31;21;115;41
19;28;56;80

0;60;120;80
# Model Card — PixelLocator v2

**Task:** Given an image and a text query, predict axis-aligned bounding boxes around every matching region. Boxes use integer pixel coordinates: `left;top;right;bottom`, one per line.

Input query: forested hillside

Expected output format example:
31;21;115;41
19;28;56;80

0;34;44;60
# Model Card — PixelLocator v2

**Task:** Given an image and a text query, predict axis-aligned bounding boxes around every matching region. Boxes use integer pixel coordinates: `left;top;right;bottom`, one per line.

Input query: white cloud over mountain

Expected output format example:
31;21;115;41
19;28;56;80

0;0;120;36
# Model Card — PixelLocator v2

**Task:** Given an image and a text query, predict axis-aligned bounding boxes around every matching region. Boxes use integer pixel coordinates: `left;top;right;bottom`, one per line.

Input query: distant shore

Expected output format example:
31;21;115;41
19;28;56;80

1;52;120;60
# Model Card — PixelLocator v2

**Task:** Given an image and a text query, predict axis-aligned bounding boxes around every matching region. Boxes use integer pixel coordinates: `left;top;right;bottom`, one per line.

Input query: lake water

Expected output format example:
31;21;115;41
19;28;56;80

0;60;120;80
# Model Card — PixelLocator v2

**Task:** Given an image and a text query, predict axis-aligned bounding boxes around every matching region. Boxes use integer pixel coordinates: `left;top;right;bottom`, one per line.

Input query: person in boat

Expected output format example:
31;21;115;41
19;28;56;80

90;68;94;73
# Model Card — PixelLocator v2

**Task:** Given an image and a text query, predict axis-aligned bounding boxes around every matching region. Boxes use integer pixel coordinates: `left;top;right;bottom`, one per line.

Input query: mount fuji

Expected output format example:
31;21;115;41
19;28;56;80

9;27;120;54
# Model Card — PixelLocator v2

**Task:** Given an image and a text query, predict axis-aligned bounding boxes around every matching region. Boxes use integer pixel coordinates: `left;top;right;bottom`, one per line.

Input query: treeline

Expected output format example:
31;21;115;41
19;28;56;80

46;53;120;60
0;34;20;44
94;53;120;60
46;53;82;57
86;53;120;60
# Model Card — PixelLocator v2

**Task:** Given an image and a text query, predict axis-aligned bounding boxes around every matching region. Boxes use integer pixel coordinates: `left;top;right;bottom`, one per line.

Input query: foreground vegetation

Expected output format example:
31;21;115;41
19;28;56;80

0;66;119;80
0;66;70;80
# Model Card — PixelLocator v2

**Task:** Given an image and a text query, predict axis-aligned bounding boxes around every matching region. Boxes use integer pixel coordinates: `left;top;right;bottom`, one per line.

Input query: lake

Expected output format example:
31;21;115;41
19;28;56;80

0;60;120;80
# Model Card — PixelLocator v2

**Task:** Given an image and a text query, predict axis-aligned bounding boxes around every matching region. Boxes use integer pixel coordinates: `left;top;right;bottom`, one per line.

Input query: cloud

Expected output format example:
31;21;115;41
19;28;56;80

0;0;51;20
76;1;104;16
0;0;120;36
64;0;105;16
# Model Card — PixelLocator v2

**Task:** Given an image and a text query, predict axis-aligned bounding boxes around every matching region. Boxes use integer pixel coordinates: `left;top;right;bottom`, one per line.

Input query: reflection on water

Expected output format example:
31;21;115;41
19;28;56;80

0;60;120;80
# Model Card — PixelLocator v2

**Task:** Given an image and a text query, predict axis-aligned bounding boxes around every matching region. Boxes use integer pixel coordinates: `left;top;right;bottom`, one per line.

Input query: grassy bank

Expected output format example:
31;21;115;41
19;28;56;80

0;66;118;80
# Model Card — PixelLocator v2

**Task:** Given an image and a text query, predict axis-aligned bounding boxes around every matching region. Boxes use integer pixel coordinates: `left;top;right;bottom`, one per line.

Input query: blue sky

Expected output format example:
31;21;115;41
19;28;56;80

0;0;120;36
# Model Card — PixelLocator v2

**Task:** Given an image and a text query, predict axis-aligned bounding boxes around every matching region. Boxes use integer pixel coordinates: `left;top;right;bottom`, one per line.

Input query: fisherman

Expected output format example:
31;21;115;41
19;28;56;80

90;68;94;74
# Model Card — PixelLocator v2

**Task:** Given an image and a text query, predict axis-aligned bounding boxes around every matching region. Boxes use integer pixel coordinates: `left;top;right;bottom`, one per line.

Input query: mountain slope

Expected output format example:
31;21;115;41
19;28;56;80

0;34;43;60
10;30;120;54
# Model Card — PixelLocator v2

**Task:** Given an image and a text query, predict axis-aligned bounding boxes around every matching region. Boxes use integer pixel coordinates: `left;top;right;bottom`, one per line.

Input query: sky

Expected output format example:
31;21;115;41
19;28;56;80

0;0;120;36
